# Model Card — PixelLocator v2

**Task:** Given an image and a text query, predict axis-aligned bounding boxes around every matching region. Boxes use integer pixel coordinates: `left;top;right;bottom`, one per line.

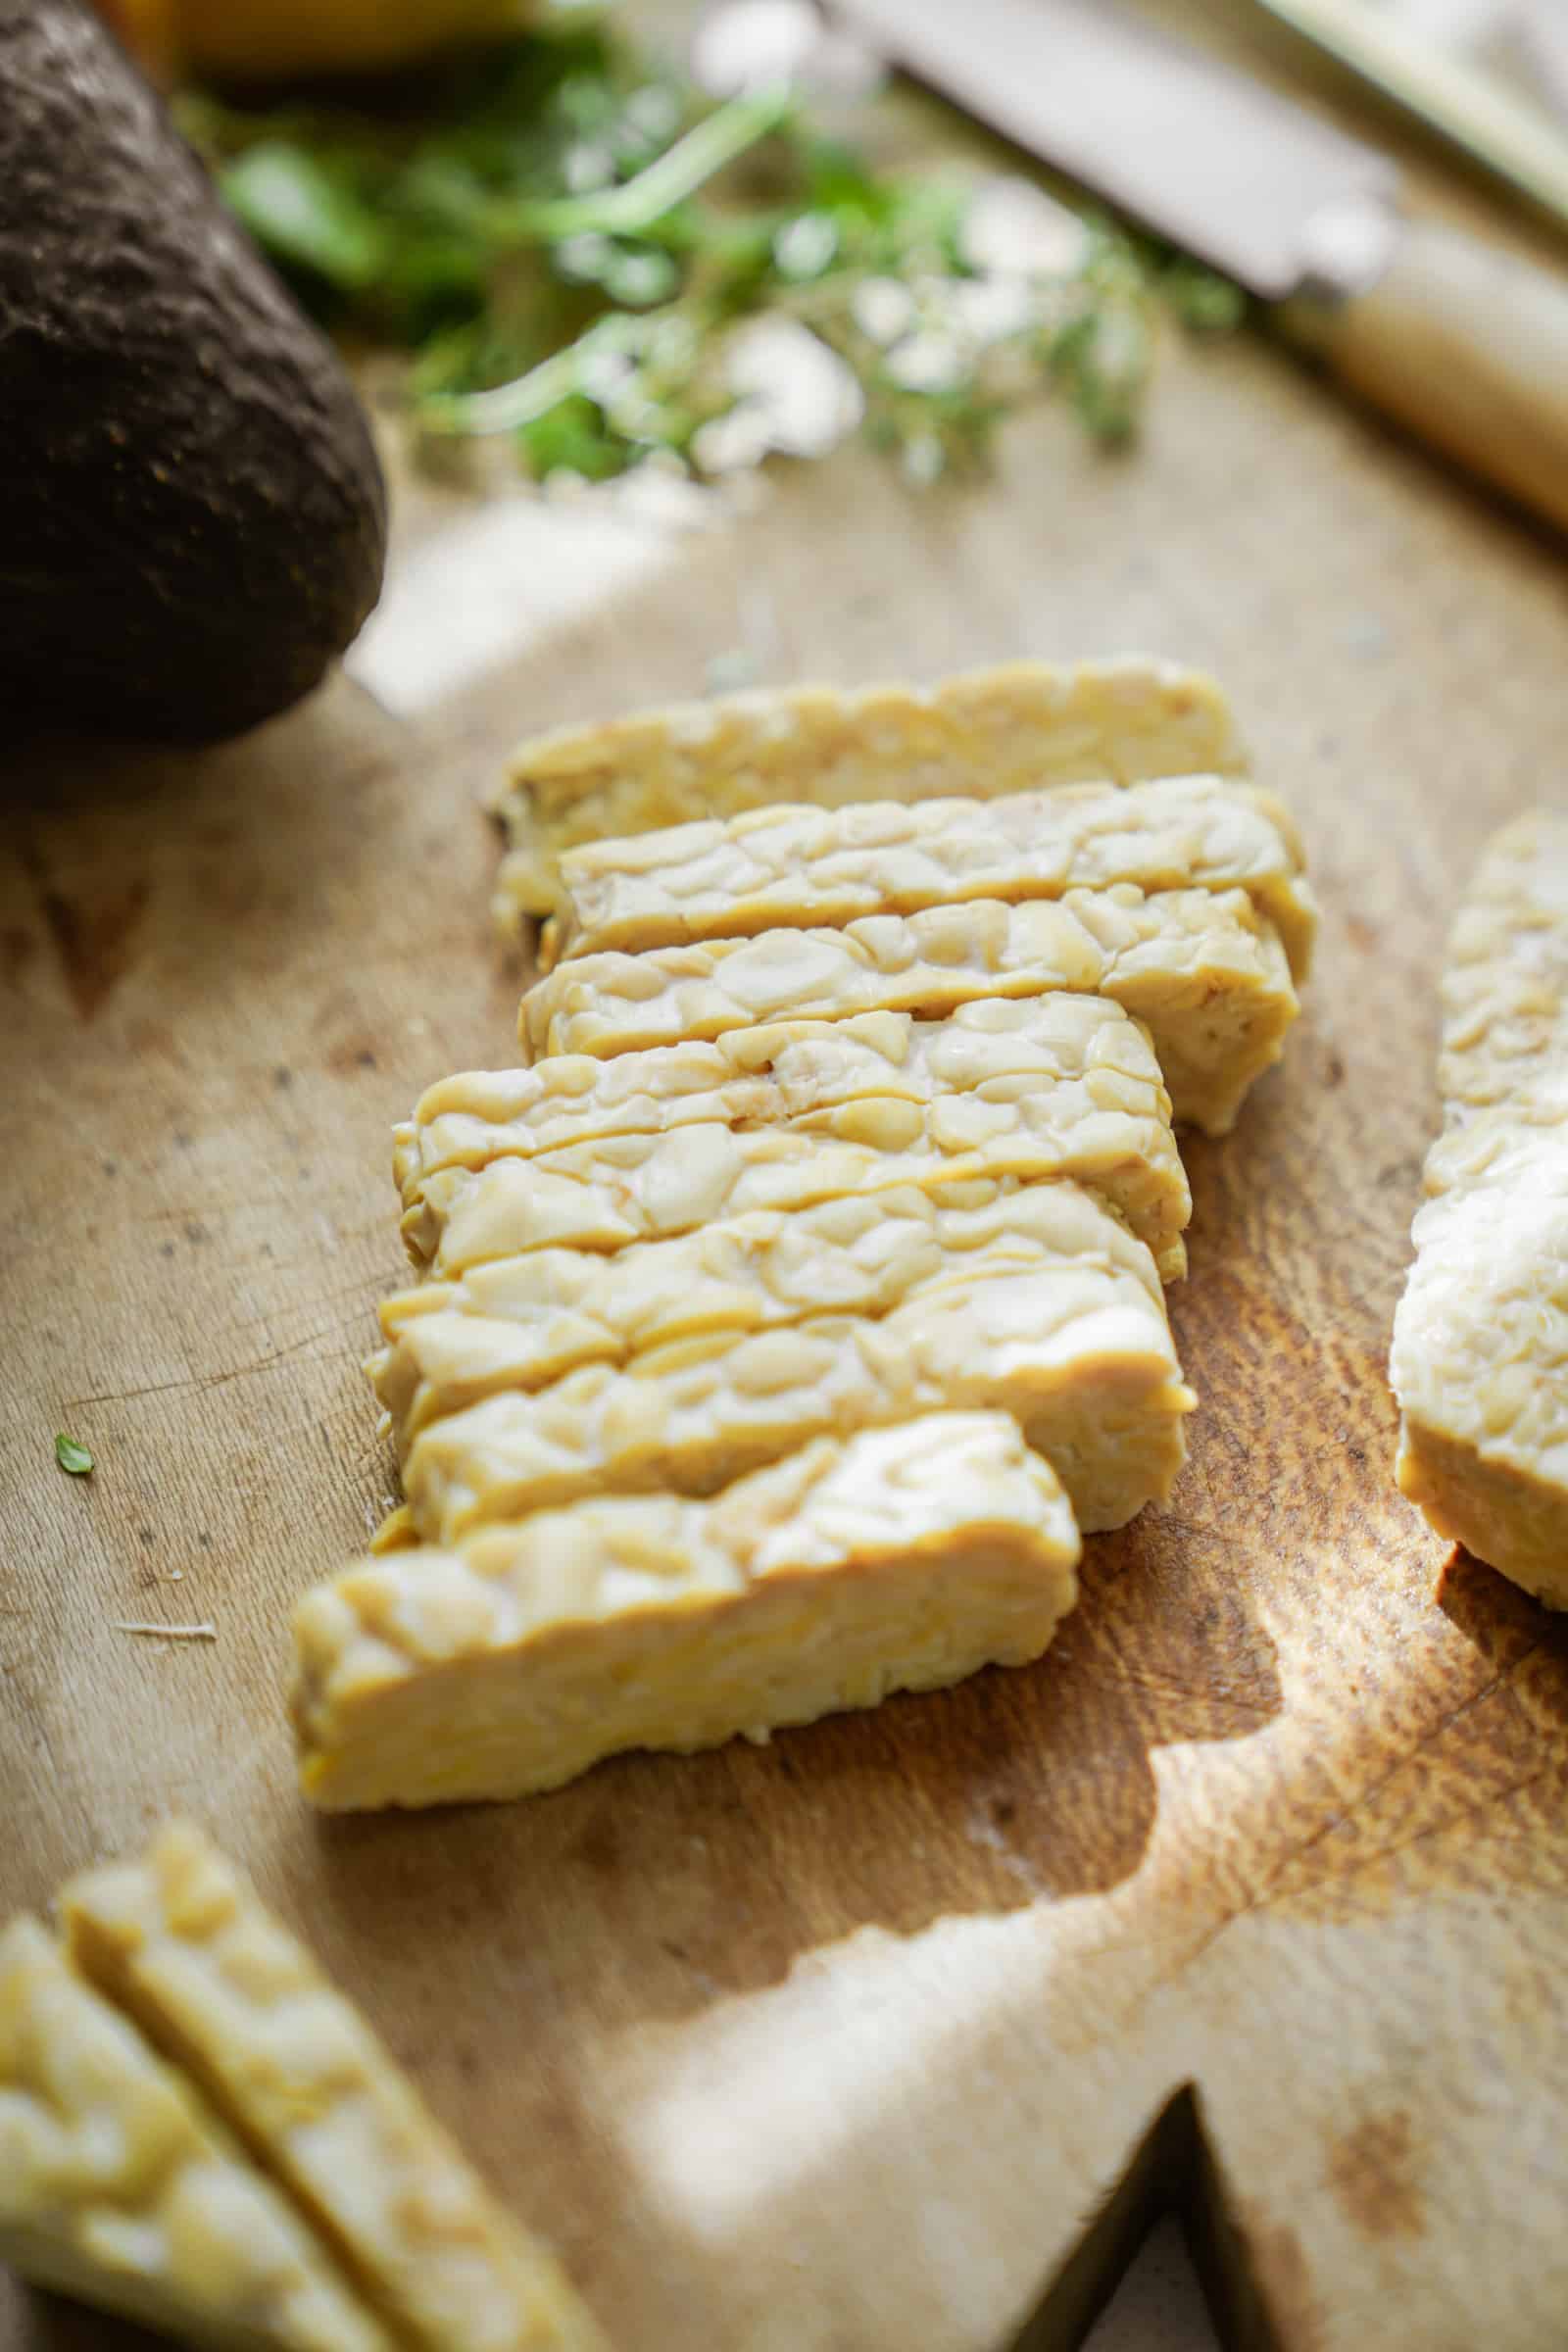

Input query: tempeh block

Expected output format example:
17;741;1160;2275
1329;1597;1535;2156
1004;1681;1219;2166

291;1413;1082;1811
0;1915;390;2352
402;1200;1195;1543
397;997;1189;1279
545;773;1315;980
491;658;1246;921
1435;806;1568;1119
1392;810;1568;1605
519;886;1297;1135
62;1826;607;2352
370;1178;1166;1450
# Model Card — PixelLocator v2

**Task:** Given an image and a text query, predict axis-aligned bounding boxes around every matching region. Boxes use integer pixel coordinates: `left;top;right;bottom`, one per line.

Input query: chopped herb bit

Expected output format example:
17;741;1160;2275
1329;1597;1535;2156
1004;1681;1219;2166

55;1433;94;1477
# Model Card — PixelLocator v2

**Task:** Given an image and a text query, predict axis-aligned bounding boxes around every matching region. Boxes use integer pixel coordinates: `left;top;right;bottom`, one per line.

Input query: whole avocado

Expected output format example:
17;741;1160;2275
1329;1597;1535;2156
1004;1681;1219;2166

0;0;388;744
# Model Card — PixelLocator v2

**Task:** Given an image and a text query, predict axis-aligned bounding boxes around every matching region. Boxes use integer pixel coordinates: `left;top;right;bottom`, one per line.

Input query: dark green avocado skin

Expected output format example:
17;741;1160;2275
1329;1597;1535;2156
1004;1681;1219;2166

0;0;388;744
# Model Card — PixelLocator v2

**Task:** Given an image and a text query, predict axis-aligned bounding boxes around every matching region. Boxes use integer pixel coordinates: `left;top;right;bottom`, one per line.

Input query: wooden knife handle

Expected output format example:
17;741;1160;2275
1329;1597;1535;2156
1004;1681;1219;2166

1278;219;1568;534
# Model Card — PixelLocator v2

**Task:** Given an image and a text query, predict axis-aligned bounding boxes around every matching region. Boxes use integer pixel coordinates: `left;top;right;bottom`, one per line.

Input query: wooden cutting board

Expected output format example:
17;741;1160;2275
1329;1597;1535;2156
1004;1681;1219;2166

7;9;1568;2346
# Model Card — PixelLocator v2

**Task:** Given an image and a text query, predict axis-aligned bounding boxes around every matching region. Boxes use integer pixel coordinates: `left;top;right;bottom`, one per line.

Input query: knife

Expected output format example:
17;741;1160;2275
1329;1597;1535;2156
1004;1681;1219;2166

827;0;1568;534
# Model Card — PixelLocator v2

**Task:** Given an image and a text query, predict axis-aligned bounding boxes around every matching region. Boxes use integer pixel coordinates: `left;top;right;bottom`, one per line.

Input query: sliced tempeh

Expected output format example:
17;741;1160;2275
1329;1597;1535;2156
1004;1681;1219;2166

61;1824;607;2352
397;997;1188;1277
402;1200;1195;1543
1392;811;1568;1605
545;773;1315;979
519;886;1296;1134
491;658;1246;921
410;1077;1190;1286
1434;806;1568;1119
291;1412;1082;1812
370;1178;1166;1451
0;1914;390;2352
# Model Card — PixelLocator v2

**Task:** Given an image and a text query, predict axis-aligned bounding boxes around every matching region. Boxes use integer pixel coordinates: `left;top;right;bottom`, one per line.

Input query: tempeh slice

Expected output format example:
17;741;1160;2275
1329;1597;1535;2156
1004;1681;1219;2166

411;1079;1190;1285
1392;811;1568;1605
62;1825;607;2352
402;1204;1195;1543
290;1413;1081;1812
370;1178;1165;1451
517;886;1297;1135
545;773;1315;979
0;1915;390;2352
1434;805;1568;1119
491;658;1246;921
397;997;1188;1277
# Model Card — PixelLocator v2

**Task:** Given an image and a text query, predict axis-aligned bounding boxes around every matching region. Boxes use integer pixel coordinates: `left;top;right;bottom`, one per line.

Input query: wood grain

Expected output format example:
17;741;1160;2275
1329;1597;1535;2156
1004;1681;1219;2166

7;8;1568;2346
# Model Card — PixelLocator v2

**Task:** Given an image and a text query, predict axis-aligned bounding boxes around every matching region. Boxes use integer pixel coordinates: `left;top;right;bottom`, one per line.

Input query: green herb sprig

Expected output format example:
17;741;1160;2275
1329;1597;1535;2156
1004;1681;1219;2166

179;21;1244;487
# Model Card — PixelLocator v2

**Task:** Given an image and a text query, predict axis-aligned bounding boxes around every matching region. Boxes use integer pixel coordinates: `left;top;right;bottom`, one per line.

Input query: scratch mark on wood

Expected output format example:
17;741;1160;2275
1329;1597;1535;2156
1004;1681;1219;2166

112;1620;218;1642
1148;1651;1554;1987
64;1317;368;1411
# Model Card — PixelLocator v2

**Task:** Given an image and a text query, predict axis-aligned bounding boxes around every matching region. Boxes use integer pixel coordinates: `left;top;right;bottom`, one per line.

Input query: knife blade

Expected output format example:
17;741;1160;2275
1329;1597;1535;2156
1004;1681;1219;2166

834;0;1398;301
827;0;1568;533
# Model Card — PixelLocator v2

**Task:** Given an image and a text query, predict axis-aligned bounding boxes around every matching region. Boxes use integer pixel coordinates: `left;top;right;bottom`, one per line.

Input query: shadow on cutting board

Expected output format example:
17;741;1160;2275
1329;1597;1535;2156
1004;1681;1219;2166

1438;1548;1568;1732
299;1483;1285;2030
0;2287;164;2352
